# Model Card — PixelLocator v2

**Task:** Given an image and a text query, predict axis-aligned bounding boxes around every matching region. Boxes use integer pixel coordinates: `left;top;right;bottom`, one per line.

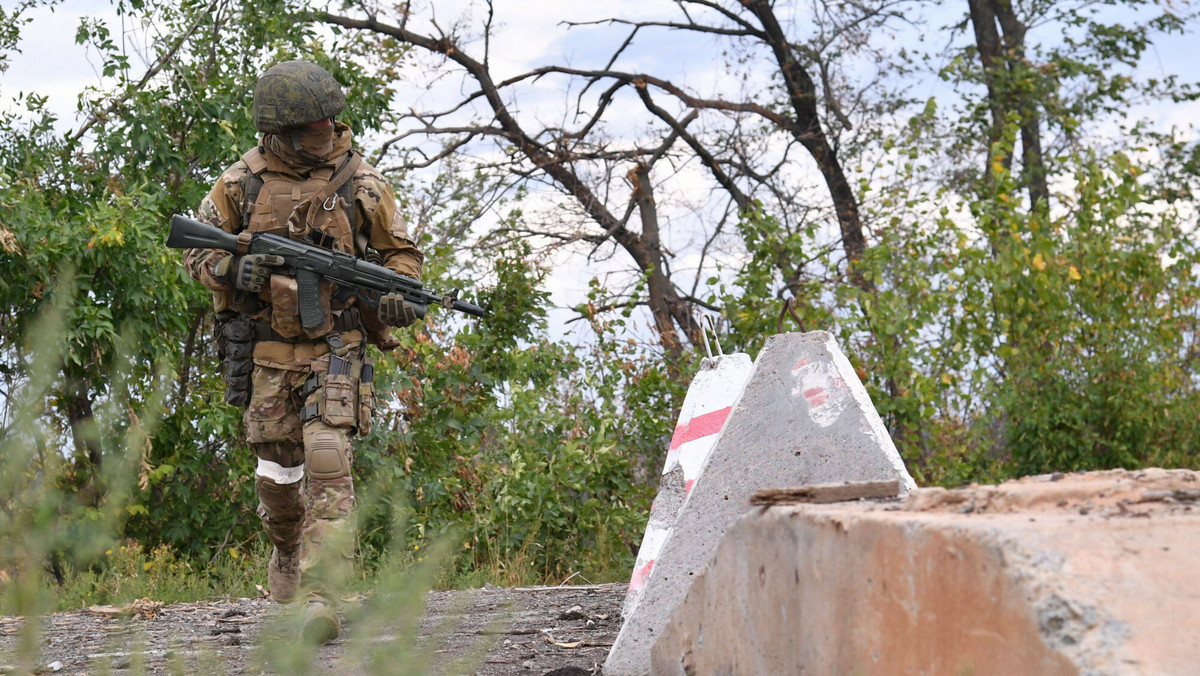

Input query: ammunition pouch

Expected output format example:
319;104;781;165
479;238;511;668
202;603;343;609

320;374;358;428
217;311;255;408
296;352;376;436
357;356;376;435
268;273;335;340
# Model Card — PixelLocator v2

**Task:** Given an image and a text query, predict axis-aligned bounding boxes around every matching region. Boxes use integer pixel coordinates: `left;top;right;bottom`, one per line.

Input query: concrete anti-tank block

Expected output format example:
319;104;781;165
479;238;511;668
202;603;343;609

622;353;754;621
605;331;916;675
651;469;1200;676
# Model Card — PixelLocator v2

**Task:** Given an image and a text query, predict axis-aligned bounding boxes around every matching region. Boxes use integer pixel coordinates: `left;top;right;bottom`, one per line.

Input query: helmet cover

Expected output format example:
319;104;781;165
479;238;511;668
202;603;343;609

252;60;347;134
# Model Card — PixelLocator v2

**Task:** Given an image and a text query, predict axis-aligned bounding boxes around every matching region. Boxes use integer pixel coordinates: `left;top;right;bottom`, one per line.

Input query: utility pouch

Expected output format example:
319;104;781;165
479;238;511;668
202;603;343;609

222;314;254;343
268;275;304;339
298;353;366;433
356;357;376;436
223;340;254;361
225;359;253;378
320;374;358;428
218;312;255;409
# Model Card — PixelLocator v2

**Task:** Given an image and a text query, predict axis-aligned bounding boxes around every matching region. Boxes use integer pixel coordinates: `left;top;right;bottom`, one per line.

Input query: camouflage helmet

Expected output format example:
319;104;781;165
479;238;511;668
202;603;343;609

252;60;346;134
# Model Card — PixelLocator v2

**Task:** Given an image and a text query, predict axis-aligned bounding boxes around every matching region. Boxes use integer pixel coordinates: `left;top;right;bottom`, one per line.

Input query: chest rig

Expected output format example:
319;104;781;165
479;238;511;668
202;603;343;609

240;145;362;252
233;146;365;341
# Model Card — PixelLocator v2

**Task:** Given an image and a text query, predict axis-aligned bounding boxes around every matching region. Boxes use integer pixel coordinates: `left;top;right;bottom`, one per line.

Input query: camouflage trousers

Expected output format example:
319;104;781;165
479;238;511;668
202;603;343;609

245;351;365;595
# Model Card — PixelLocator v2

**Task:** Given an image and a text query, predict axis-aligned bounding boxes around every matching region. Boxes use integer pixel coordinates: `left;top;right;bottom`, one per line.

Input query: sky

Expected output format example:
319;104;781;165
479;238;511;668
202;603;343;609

7;0;1197;163
1;0;708;131
8;0;1197;185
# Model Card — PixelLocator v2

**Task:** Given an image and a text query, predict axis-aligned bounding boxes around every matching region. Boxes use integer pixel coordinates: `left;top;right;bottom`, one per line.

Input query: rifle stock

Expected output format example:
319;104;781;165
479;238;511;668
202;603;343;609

167;215;242;251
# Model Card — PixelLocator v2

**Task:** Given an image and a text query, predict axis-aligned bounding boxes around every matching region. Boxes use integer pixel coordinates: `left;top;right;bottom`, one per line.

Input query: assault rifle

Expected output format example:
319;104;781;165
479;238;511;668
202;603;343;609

167;214;487;328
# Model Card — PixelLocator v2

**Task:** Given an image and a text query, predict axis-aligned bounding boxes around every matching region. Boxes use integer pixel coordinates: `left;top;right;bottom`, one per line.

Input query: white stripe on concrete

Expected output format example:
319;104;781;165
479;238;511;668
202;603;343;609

675;435;721;486
663;355;753;474
628;524;671;591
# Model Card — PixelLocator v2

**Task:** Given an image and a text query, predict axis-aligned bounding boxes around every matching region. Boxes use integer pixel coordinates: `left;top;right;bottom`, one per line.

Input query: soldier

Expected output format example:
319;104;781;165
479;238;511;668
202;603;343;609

182;60;423;642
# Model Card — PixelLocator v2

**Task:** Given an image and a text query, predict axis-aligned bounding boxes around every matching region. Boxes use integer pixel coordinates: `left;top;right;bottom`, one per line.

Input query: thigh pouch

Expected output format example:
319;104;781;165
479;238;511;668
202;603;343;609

296;353;376;436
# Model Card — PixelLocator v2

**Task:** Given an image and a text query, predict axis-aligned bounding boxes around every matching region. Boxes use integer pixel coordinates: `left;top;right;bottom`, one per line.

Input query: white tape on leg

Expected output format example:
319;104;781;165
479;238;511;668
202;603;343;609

256;458;305;485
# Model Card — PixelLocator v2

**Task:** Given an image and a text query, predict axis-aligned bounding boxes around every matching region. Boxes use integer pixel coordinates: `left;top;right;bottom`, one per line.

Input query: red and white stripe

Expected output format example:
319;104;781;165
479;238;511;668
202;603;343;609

663;354;753;494
625;354;753;612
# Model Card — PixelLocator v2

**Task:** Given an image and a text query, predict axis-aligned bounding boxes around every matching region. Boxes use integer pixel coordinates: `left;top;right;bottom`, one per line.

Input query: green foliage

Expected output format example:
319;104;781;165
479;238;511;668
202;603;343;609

840;142;1200;485
54;540;263;611
992;151;1200;474
0;289;169;633
720;126;1200;486
355;240;673;586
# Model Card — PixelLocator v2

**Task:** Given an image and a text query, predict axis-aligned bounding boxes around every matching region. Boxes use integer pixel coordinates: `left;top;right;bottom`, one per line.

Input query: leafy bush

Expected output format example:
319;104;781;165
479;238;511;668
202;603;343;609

355;243;676;586
721;143;1200;486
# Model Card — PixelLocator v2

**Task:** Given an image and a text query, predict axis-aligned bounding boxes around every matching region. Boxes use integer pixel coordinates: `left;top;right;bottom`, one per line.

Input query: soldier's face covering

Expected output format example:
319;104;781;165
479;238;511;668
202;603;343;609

295;120;335;160
263;119;350;174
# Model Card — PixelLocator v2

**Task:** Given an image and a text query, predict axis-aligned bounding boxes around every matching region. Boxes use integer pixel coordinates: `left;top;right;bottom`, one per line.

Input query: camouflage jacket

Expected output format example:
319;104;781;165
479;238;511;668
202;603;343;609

183;123;424;322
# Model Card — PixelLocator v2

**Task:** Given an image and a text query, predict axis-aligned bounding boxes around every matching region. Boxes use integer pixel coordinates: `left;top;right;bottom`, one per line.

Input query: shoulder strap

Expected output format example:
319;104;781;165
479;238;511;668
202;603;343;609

304;150;363;233
337;177;358;229
239;147;269;233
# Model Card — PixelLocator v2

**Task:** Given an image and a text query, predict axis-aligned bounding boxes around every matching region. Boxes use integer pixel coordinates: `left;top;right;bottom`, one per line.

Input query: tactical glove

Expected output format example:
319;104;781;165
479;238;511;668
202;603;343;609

214;254;285;293
378;293;419;327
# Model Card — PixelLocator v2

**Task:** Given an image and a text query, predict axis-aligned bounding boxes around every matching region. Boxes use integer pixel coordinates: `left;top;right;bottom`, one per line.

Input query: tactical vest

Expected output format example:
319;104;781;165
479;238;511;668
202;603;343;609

221;146;365;340
239;145;361;251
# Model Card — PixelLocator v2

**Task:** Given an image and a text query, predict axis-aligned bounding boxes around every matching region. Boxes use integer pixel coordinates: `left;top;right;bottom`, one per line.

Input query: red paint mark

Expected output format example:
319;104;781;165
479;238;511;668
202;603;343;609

793;357;810;371
804;386;829;408
629;559;654;591
685;479;695;495
668;406;732;450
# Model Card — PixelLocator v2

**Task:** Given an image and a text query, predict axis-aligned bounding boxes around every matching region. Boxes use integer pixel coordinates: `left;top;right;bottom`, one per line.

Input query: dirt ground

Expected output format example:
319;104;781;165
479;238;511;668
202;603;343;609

0;582;625;675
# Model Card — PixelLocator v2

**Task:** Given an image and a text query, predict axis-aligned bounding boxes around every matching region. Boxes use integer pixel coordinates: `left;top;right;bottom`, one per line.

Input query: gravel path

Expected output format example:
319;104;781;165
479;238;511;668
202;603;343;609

0;583;625;675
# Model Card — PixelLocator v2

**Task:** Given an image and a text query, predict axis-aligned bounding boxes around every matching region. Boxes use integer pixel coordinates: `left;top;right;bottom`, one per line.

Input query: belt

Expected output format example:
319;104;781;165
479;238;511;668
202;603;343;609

251;307;361;343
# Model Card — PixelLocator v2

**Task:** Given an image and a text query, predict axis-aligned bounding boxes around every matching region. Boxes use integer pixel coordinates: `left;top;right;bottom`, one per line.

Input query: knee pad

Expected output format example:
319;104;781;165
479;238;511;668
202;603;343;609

305;425;351;481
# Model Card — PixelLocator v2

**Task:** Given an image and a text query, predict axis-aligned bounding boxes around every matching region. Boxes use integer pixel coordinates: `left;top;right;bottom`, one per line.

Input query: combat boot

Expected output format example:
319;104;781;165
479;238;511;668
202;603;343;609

301;600;340;644
267;546;301;603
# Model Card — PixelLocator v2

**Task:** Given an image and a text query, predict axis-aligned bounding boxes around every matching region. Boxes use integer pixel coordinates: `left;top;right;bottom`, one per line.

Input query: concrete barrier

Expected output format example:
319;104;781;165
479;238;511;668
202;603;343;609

651;469;1200;675
622;352;754;620
605;331;916;675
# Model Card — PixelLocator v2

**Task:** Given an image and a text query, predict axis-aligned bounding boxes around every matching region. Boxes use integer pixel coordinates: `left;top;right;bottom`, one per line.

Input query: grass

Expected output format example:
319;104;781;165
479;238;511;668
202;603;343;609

48;540;267;612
